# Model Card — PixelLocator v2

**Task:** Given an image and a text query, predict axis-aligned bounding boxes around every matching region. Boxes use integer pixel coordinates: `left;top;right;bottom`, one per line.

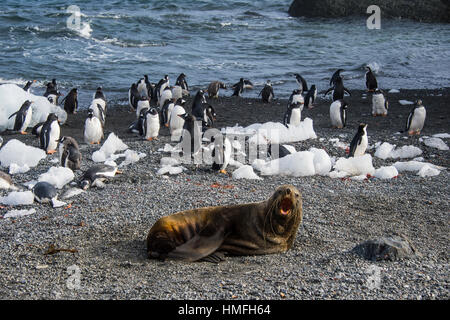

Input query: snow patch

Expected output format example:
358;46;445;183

0;139;46;168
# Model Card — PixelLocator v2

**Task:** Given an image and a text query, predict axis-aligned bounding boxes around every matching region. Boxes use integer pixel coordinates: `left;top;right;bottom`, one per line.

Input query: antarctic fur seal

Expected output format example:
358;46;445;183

146;185;303;262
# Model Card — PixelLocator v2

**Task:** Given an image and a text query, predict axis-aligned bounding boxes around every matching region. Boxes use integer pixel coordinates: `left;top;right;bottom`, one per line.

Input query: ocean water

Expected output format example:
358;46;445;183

0;0;449;107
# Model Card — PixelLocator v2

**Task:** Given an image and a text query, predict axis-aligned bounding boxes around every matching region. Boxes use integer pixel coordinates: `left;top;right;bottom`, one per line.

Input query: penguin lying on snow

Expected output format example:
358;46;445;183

9;100;33;134
349;124;368;158
79;164;120;190
23;80;36;93
329;99;348;129
58;136;82;171
259;80;274;103
405;100;426;135
40;113;60;154
32;181;66;208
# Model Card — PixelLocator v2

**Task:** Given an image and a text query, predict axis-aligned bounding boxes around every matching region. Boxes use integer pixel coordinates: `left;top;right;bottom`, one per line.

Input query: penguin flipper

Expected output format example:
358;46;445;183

8;112;18;120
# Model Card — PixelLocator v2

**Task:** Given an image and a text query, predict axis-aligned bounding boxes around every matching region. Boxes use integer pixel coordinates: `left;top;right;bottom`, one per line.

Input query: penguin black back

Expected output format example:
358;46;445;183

63;88;78;114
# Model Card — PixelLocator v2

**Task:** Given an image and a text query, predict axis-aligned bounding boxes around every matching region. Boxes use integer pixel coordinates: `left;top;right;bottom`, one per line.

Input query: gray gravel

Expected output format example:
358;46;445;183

0;89;448;300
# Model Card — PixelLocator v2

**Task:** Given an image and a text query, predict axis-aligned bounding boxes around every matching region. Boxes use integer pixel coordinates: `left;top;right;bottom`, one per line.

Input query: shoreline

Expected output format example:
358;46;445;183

0;87;448;299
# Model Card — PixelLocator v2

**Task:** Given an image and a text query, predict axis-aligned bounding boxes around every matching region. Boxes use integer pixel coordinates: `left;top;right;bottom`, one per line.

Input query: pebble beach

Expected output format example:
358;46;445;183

0;88;448;300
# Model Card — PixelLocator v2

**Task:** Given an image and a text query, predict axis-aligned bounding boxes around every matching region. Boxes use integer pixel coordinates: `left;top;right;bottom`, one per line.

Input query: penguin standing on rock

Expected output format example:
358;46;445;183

329;99;348;129
94;87;107;109
349;124;368;157
211;136;232;174
9;100;33;134
365;66;378;92
58;136;82;170
284;89;304;127
191;90;207;120
372;89;388;116
329;69;344;87
40;113;60;154
84;109;103;145
128;83;141;111
159;87;173;109
62;88;78;114
202;105;216;130
176;73;189;91
169;102;187;141
405;100;426;135
259;80;274;103
232;78;244;97
144;107;160;141
155;75;170;104
44;80;61;105
136;96;150;118
180;113;202;159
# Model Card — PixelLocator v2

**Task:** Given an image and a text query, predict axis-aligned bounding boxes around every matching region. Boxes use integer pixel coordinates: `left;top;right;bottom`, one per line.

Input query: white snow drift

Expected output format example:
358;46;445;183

0;139;46;169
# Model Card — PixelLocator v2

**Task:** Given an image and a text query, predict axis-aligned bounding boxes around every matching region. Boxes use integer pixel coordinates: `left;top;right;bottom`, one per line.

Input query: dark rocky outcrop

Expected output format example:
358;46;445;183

288;0;450;23
352;235;419;261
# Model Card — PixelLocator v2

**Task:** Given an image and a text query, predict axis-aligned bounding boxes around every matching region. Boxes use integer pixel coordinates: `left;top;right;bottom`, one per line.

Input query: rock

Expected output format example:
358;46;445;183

352;235;418;261
288;0;450;23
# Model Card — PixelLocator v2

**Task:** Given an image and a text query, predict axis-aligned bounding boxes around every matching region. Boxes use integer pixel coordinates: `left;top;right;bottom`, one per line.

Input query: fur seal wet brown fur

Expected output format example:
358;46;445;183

146;185;303;262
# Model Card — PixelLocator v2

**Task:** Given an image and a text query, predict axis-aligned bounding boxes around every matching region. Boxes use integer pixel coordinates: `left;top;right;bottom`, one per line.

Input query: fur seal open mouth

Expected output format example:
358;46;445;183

280;197;293;215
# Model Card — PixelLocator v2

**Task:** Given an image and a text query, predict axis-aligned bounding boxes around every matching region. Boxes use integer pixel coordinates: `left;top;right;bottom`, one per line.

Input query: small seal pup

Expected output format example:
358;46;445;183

147;185;303;262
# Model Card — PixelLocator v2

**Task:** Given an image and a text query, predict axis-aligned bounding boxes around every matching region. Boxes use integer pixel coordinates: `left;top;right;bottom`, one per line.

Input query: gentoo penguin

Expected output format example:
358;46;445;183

144;107;160;141
259;80;274;103
93;87;107;109
58;136;82;170
203;105;216;130
136;77;148;98
90;99;106;126
325;76;351;101
79;164;119;190
267;143;292;160
179;113;202;157
128;83;141;111
84;109;103;144
304;85;317;109
32;181;65;208
232;78;253;90
9;100;33;134
284;89;304;127
293;73;308;93
372;89;388;116
23;80;36;93
0;171;17;190
329;99;348;129
191;90;207;120
39;113;60;154
176;73;189;91
211;136;232;174
163;98;184;128
169;102;187;141
232;78;245;97
144;75;155;101
62;88;78;114
365;66;378;92
349;124;368;157
207;81;227;98
330;69;344;87
405;100;426;135
155;75;170;103
159;87;173;109
32;122;45;137
136;96;150;118
44;80;62;105
129;108;146;136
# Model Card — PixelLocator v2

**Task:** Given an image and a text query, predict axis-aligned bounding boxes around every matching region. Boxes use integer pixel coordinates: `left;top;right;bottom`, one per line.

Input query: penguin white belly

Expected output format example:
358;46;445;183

137;81;148;98
21;107;33;132
221;138;232;171
84;118;103;144
136;100;150;118
169;105;186;141
159;90;173;109
410;107;426;132
372;94;387;116
290;108;302;126
47;121;60;151
330;101;343;128
292;95;304;111
172;86;183;101
166;103;175;125
354;135;368;157
145;114;160;139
